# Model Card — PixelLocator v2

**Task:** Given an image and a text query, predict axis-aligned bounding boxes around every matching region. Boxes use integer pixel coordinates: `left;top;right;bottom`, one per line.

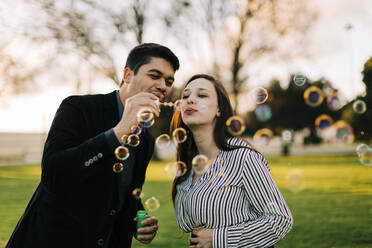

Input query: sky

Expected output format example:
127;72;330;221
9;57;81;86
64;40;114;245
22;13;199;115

1;0;372;133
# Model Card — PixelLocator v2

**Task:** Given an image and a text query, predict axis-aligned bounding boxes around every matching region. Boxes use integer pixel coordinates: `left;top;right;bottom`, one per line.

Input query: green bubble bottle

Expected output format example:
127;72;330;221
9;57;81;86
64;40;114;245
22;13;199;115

136;210;147;238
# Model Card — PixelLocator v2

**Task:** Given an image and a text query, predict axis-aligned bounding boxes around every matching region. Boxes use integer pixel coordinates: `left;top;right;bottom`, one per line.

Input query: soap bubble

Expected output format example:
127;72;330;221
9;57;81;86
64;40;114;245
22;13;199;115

114;146;130;161
286;168;306;192
250;87;269;104
226;116;246;136
293;75;306;86
192;154;210;175
145;196;160;212
352;100;367;114
164;161;187;179
282;130;293;142
128;134;140;147
315;114;333;130
137;108;155;128
155;134;171;150
304;86;324;107
255;105;272;122
172;128;187;143
132;188;143;199
326;93;345;111
253;128;273;146
113;163;124;173
333;120;354;143
130;125;142;135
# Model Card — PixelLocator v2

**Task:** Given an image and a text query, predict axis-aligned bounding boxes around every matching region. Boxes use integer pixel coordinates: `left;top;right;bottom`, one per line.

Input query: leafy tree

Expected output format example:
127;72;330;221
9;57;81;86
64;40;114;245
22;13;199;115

349;56;372;142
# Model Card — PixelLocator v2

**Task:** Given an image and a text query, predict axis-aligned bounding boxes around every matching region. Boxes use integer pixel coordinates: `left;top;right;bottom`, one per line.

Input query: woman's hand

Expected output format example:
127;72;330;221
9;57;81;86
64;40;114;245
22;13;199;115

189;226;213;248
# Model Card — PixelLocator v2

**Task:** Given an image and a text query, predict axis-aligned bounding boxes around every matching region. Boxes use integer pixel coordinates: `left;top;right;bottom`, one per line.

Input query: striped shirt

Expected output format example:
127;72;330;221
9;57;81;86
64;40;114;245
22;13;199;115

175;137;293;247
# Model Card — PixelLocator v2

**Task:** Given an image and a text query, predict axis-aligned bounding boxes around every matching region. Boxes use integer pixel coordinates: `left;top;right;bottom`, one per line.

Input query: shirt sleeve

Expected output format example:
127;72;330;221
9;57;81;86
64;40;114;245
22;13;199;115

213;151;293;248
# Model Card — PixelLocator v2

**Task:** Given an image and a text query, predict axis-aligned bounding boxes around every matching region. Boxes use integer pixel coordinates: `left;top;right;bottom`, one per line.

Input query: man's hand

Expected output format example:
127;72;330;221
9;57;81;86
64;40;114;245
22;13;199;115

114;92;160;141
133;215;159;244
189;226;213;248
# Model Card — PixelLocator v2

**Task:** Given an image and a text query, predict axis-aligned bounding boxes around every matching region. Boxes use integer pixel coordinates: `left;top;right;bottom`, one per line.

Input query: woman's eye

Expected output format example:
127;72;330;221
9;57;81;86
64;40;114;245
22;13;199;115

198;94;208;98
183;95;189;99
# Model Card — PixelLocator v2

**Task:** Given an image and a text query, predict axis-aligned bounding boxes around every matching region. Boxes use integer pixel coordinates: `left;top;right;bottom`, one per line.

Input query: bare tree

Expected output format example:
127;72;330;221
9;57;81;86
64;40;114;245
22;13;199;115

0;44;51;96
0;0;181;93
166;0;316;112
225;0;316;111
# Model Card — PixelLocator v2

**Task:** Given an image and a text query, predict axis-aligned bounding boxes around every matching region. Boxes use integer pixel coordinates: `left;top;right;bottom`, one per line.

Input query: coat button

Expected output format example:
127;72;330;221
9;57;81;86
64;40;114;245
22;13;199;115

84;161;90;167
97;238;104;246
93;156;98;161
109;209;116;216
97;153;103;158
89;158;94;164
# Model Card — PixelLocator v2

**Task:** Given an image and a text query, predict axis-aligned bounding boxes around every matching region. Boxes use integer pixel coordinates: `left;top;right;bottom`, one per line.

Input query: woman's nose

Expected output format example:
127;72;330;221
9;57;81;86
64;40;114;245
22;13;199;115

186;95;196;104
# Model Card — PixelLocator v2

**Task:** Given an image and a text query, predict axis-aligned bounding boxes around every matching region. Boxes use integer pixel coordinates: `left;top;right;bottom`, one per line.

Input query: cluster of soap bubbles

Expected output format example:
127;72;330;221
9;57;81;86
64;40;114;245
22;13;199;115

291;75;369;146
111;100;186;212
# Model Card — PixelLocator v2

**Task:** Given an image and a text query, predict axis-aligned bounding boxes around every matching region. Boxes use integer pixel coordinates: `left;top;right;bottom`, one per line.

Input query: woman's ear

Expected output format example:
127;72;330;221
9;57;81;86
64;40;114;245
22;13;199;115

216;109;221;117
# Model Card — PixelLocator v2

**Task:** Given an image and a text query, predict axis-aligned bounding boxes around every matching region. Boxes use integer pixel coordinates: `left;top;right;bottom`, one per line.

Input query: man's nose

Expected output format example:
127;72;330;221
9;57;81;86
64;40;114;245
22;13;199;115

156;78;167;90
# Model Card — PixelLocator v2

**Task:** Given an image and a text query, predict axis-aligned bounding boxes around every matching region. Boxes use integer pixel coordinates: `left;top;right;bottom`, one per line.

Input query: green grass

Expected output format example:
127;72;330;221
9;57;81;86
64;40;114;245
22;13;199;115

1;156;372;247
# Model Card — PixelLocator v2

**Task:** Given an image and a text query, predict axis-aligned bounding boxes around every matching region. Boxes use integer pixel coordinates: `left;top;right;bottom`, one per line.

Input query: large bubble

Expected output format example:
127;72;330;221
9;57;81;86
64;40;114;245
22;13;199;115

253;128;273;146
286;168;306;192
352;100;367;114
356;144;372;166
304;86;324;107
226;116;246;136
192;154;210;175
255;105;272;122
155;134;171;150
333;120;354;143
114;146;130;161
172;128;187;143
128;134;140;147
137;108;155;128
326;93;345;111
250;87;269;104
315;114;333;130
293;75;307;86
164;161;187;179
145;196;160;212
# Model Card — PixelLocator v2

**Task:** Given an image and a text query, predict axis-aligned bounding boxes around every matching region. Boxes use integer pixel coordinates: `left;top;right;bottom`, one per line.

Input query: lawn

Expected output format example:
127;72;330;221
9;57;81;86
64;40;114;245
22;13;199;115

0;155;371;247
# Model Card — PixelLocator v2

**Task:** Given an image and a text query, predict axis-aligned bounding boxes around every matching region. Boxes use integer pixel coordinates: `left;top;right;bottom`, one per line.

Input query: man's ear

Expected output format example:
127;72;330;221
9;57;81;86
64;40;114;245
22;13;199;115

121;67;133;86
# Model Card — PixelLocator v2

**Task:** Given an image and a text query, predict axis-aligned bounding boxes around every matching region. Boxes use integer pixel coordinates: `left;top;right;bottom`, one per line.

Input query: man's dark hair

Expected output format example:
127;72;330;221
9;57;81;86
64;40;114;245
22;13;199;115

125;43;180;75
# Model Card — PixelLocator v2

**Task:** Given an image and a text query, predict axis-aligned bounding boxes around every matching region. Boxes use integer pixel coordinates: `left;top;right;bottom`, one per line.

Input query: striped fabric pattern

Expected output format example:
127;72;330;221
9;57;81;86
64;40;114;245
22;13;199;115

175;137;293;247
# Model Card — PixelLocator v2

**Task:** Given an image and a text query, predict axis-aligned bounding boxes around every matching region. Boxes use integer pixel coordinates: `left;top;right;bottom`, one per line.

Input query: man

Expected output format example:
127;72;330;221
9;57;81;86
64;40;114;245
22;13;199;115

6;43;180;248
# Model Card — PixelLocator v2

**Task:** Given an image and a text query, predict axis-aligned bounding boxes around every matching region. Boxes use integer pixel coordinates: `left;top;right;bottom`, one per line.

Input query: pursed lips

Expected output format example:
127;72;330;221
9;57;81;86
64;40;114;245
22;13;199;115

184;108;197;115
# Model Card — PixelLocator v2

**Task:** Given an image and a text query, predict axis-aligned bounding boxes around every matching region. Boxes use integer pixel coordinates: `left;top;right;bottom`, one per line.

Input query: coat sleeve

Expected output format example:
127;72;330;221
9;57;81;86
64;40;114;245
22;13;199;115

41;97;122;189
212;151;293;248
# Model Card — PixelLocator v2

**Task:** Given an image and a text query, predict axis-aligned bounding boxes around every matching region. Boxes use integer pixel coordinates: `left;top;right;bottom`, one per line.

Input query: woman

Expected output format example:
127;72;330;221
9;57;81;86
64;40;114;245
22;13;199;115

170;74;293;248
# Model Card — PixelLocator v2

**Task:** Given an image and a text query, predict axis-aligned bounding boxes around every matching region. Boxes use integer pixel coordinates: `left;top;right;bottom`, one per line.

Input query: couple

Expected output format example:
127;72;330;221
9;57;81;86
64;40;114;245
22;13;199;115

6;43;292;248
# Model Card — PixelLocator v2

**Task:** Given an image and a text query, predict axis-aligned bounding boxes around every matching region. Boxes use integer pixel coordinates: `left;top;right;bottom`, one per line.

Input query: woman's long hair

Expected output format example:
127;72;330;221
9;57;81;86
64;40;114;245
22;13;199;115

170;74;256;205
